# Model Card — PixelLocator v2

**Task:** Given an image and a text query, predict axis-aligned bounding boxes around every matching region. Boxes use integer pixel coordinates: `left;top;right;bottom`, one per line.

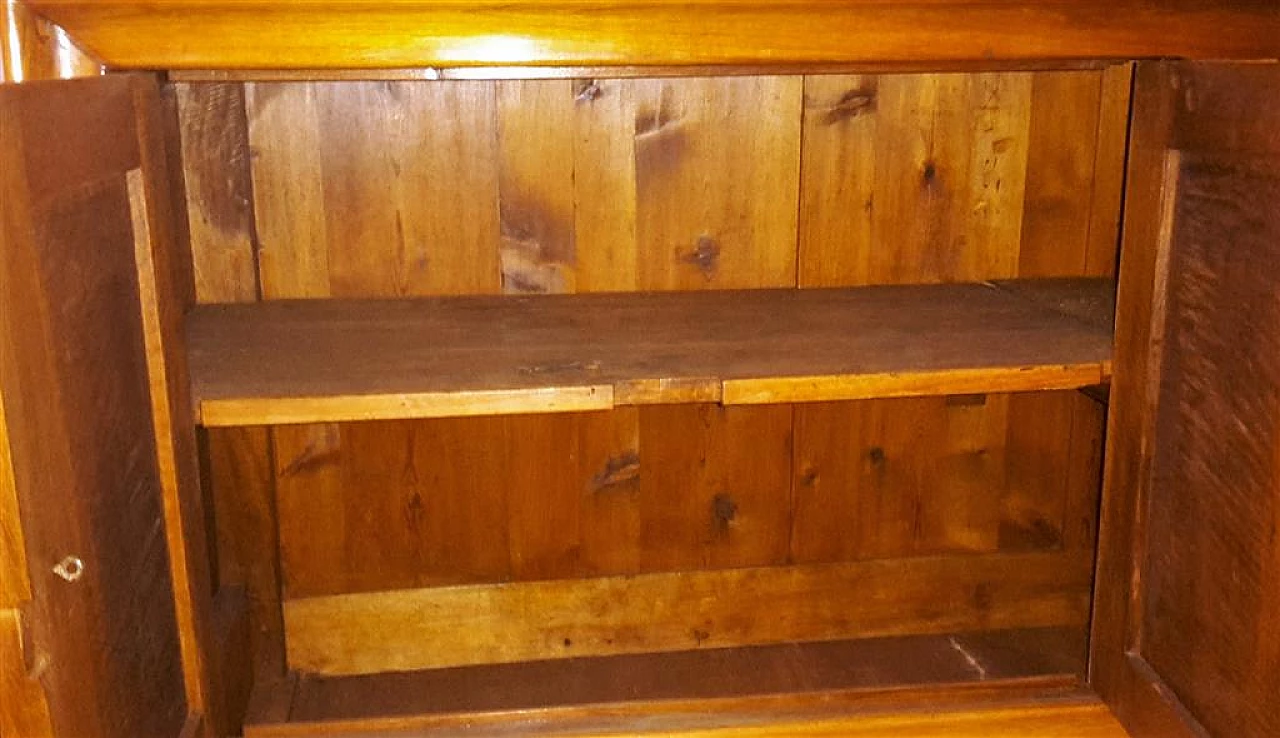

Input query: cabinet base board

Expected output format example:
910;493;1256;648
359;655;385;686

243;627;1123;736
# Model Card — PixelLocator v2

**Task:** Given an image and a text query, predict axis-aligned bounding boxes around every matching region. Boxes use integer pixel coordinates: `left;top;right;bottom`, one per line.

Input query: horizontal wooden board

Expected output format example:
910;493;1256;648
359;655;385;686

246;628;1084;734
188;278;1114;426
283;551;1092;674
28;1;1280;70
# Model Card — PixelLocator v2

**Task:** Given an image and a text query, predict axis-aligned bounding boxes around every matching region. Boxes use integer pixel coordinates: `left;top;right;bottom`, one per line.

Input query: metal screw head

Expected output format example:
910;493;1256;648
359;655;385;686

52;556;84;582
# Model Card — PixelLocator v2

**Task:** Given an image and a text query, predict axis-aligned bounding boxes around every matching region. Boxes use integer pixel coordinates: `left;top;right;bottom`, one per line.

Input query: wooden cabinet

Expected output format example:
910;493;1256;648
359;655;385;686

1;4;1277;737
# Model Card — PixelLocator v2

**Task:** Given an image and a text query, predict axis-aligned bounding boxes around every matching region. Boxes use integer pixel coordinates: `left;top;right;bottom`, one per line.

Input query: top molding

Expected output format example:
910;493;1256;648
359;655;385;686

25;0;1280;71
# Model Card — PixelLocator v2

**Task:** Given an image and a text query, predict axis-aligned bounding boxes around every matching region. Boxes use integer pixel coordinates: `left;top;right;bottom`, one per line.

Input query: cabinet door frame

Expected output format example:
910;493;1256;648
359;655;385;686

0;73;241;737
1092;60;1280;737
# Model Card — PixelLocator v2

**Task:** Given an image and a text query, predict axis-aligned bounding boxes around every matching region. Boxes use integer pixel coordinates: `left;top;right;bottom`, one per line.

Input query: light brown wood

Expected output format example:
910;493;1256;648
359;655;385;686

22;0;1280;70
283;550;1090;674
188;279;1114;426
0;609;53;738
1;2;99;83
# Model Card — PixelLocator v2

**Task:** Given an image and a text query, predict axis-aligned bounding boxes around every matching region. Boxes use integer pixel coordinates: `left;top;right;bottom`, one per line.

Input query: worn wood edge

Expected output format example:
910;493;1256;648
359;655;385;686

128;162;213;719
243;677;1105;737
723;364;1110;406
167;60;1117;82
283;551;1092;675
199;385;614;427
197;364;1112;427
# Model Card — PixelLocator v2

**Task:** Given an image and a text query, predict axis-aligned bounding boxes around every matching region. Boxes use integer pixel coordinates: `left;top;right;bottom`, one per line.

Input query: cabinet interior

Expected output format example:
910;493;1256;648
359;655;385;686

169;66;1131;732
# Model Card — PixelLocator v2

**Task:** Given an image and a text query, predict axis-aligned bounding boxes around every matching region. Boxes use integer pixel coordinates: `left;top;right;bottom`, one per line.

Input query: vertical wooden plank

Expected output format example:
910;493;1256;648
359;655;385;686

1085;63;1135;278
636;404;793;573
498;80;576;294
1019;71;1104;277
573;78;638;292
625;76;801;576
634;76;802;290
958;72;1031;278
176;83;260;304
176;81;286;684
249;81;508;602
313;81;501;297
1006;66;1121;565
796;71;1044;563
245;83;331;299
798;75;877;287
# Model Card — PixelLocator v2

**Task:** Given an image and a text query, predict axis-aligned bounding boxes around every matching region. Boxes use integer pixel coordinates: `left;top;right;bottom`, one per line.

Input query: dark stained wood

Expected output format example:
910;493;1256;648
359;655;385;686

1139;155;1280;736
1093;60;1280;738
0;75;187;737
23;0;1280;70
285;628;1084;722
187;279;1115;426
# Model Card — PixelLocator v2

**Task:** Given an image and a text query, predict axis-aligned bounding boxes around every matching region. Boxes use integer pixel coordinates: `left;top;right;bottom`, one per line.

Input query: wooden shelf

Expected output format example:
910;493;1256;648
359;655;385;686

244;628;1119;736
186;278;1114;427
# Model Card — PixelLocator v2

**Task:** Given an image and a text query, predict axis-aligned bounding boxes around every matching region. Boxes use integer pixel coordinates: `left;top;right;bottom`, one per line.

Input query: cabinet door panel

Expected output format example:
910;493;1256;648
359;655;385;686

0;76;187;737
1095;61;1280;738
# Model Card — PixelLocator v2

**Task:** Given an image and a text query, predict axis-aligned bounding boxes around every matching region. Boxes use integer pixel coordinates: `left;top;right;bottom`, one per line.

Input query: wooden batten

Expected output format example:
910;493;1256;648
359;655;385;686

283;551;1091;675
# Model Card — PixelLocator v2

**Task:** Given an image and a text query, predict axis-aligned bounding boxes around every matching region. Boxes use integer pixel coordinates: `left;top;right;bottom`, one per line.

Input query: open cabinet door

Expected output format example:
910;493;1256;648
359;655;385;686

0;75;225;737
1093;61;1280;737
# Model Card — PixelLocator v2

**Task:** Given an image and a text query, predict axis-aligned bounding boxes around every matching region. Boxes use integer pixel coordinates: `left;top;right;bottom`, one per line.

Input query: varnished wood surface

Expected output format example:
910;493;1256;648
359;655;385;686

21;0;1280;70
188;279;1114;426
283;550;1090;674
1;1;100;83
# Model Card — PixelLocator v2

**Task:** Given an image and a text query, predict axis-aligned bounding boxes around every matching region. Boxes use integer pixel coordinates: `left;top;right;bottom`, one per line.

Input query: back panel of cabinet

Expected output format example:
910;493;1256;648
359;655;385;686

176;68;1129;675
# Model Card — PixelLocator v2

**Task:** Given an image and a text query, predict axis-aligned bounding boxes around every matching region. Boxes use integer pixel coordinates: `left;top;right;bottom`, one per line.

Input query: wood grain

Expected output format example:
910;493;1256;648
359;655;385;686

175;71;1131;678
24;0;1280;70
1;2;100;83
1093;61;1280;738
0;75;187;737
283;551;1091;674
1139;155;1280;736
792;68;1117;571
188;280;1114;426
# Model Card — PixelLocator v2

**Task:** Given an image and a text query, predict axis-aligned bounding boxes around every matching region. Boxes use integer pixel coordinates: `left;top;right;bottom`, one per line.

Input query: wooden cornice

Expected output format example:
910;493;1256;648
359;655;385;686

20;0;1280;71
